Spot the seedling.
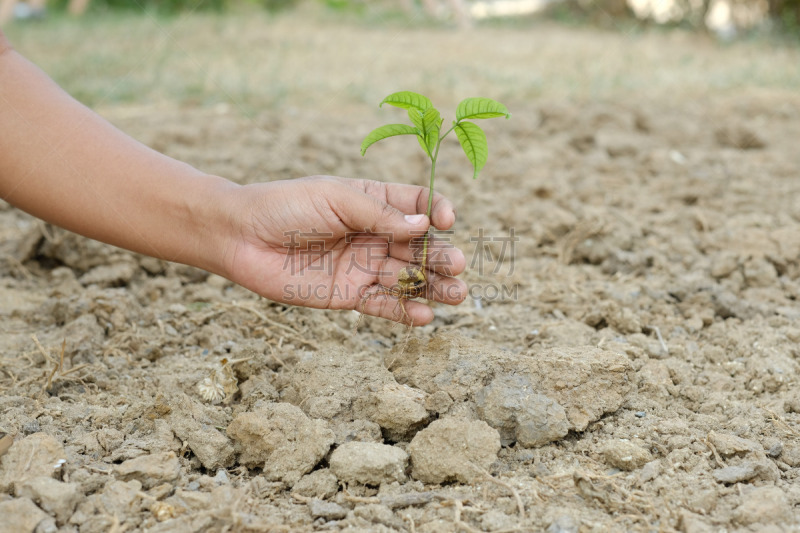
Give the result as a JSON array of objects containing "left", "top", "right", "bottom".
[{"left": 359, "top": 90, "right": 510, "bottom": 323}]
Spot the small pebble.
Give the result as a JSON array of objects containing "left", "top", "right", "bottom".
[
  {"left": 531, "top": 463, "right": 551, "bottom": 477},
  {"left": 547, "top": 515, "right": 579, "bottom": 533},
  {"left": 329, "top": 441, "right": 408, "bottom": 485},
  {"left": 22, "top": 421, "right": 41, "bottom": 434},
  {"left": 602, "top": 439, "right": 652, "bottom": 471},
  {"left": 308, "top": 499, "right": 347, "bottom": 520},
  {"left": 214, "top": 469, "right": 230, "bottom": 485},
  {"left": 712, "top": 461, "right": 776, "bottom": 484},
  {"left": 767, "top": 442, "right": 783, "bottom": 458},
  {"left": 635, "top": 411, "right": 647, "bottom": 418}
]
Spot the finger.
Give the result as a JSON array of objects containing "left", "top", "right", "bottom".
[
  {"left": 337, "top": 178, "right": 457, "bottom": 231},
  {"left": 383, "top": 182, "right": 457, "bottom": 231},
  {"left": 327, "top": 183, "right": 430, "bottom": 241},
  {"left": 359, "top": 294, "right": 435, "bottom": 326},
  {"left": 422, "top": 189, "right": 456, "bottom": 231},
  {"left": 422, "top": 270, "right": 468, "bottom": 305},
  {"left": 388, "top": 236, "right": 466, "bottom": 277}
]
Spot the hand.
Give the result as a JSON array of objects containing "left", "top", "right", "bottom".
[
  {"left": 217, "top": 175, "right": 467, "bottom": 325},
  {"left": 0, "top": 40, "right": 464, "bottom": 327}
]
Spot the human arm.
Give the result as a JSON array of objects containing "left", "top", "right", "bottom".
[
  {"left": 0, "top": 32, "right": 466, "bottom": 325},
  {"left": 0, "top": 31, "right": 235, "bottom": 274}
]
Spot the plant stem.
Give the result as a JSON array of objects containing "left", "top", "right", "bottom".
[
  {"left": 421, "top": 154, "right": 437, "bottom": 271},
  {"left": 420, "top": 124, "right": 456, "bottom": 272}
]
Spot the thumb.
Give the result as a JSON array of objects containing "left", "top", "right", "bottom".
[{"left": 331, "top": 186, "right": 429, "bottom": 239}]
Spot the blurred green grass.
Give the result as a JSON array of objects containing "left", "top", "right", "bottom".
[{"left": 6, "top": 8, "right": 800, "bottom": 113}]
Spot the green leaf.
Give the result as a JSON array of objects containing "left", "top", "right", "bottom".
[
  {"left": 456, "top": 97, "right": 511, "bottom": 121},
  {"left": 409, "top": 108, "right": 441, "bottom": 157},
  {"left": 360, "top": 124, "right": 418, "bottom": 156},
  {"left": 407, "top": 109, "right": 423, "bottom": 130},
  {"left": 416, "top": 135, "right": 431, "bottom": 158},
  {"left": 380, "top": 91, "right": 433, "bottom": 113},
  {"left": 426, "top": 117, "right": 442, "bottom": 156},
  {"left": 420, "top": 108, "right": 441, "bottom": 135},
  {"left": 454, "top": 121, "right": 488, "bottom": 179}
]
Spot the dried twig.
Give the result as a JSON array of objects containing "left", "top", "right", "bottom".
[
  {"left": 31, "top": 335, "right": 58, "bottom": 393},
  {"left": 0, "top": 367, "right": 18, "bottom": 386},
  {"left": 59, "top": 363, "right": 90, "bottom": 378},
  {"left": 470, "top": 463, "right": 526, "bottom": 520},
  {"left": 763, "top": 407, "right": 800, "bottom": 437},
  {"left": 265, "top": 342, "right": 284, "bottom": 368},
  {"left": 444, "top": 499, "right": 523, "bottom": 533},
  {"left": 403, "top": 514, "right": 416, "bottom": 533},
  {"left": 85, "top": 465, "right": 113, "bottom": 475},
  {"left": 558, "top": 218, "right": 605, "bottom": 265},
  {"left": 573, "top": 471, "right": 613, "bottom": 508},
  {"left": 650, "top": 326, "right": 669, "bottom": 356},
  {"left": 107, "top": 514, "right": 122, "bottom": 533},
  {"left": 342, "top": 488, "right": 452, "bottom": 510},
  {"left": 31, "top": 336, "right": 90, "bottom": 395},
  {"left": 31, "top": 335, "right": 53, "bottom": 362},
  {"left": 381, "top": 492, "right": 447, "bottom": 509},
  {"left": 452, "top": 500, "right": 480, "bottom": 533},
  {"left": 290, "top": 493, "right": 311, "bottom": 503},
  {"left": 36, "top": 220, "right": 57, "bottom": 244},
  {"left": 703, "top": 437, "right": 725, "bottom": 468},
  {"left": 572, "top": 470, "right": 661, "bottom": 527},
  {"left": 222, "top": 302, "right": 319, "bottom": 350}
]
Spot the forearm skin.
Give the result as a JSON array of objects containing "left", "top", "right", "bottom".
[{"left": 0, "top": 37, "right": 237, "bottom": 277}]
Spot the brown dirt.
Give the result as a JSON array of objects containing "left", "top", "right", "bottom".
[{"left": 2, "top": 12, "right": 800, "bottom": 533}]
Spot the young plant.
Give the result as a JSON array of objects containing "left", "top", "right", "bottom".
[{"left": 360, "top": 90, "right": 510, "bottom": 322}]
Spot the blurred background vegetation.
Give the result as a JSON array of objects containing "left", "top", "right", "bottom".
[
  {"left": 3, "top": 0, "right": 798, "bottom": 112},
  {"left": 5, "top": 0, "right": 800, "bottom": 38}
]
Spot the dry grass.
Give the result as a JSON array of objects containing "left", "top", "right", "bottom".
[{"left": 5, "top": 7, "right": 800, "bottom": 115}]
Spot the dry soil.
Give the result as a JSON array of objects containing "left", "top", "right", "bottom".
[{"left": 1, "top": 11, "right": 800, "bottom": 533}]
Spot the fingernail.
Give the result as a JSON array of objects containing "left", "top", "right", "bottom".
[{"left": 404, "top": 214, "right": 425, "bottom": 224}]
